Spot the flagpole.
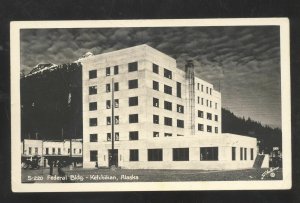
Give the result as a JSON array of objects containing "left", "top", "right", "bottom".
[{"left": 111, "top": 78, "right": 115, "bottom": 168}]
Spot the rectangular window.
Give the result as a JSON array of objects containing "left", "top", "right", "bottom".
[
  {"left": 197, "top": 83, "right": 200, "bottom": 90},
  {"left": 106, "top": 67, "right": 110, "bottom": 76},
  {"left": 164, "top": 85, "right": 172, "bottom": 95},
  {"left": 164, "top": 133, "right": 172, "bottom": 137},
  {"left": 206, "top": 100, "right": 209, "bottom": 107},
  {"left": 114, "top": 82, "right": 119, "bottom": 91},
  {"left": 240, "top": 147, "right": 243, "bottom": 160},
  {"left": 89, "top": 70, "right": 97, "bottom": 79},
  {"left": 215, "top": 103, "right": 218, "bottom": 109},
  {"left": 106, "top": 84, "right": 110, "bottom": 92},
  {"left": 177, "top": 104, "right": 184, "bottom": 113},
  {"left": 210, "top": 101, "right": 212, "bottom": 108},
  {"left": 107, "top": 133, "right": 111, "bottom": 141},
  {"left": 52, "top": 148, "right": 55, "bottom": 154},
  {"left": 173, "top": 148, "right": 189, "bottom": 161},
  {"left": 153, "top": 81, "right": 159, "bottom": 91},
  {"left": 198, "top": 110, "right": 204, "bottom": 118},
  {"left": 58, "top": 148, "right": 61, "bottom": 155},
  {"left": 176, "top": 82, "right": 181, "bottom": 98},
  {"left": 207, "top": 125, "right": 212, "bottom": 132},
  {"left": 251, "top": 148, "right": 254, "bottom": 160},
  {"left": 28, "top": 147, "right": 32, "bottom": 155},
  {"left": 215, "top": 127, "right": 218, "bottom": 133},
  {"left": 198, "top": 124, "right": 204, "bottom": 131},
  {"left": 153, "top": 115, "right": 159, "bottom": 124},
  {"left": 129, "top": 114, "right": 138, "bottom": 123},
  {"left": 129, "top": 79, "right": 138, "bottom": 89},
  {"left": 210, "top": 88, "right": 212, "bottom": 95},
  {"left": 148, "top": 149, "right": 163, "bottom": 161},
  {"left": 106, "top": 100, "right": 111, "bottom": 109},
  {"left": 130, "top": 149, "right": 139, "bottom": 161},
  {"left": 68, "top": 148, "right": 70, "bottom": 154},
  {"left": 215, "top": 115, "right": 218, "bottom": 121},
  {"left": 164, "top": 68, "right": 172, "bottom": 79},
  {"left": 128, "top": 62, "right": 138, "bottom": 72},
  {"left": 106, "top": 117, "right": 111, "bottom": 125},
  {"left": 114, "top": 99, "right": 119, "bottom": 108},
  {"left": 129, "top": 131, "right": 139, "bottom": 140},
  {"left": 201, "top": 98, "right": 204, "bottom": 105},
  {"left": 207, "top": 113, "right": 212, "bottom": 120},
  {"left": 89, "top": 86, "right": 97, "bottom": 95},
  {"left": 129, "top": 96, "right": 138, "bottom": 106},
  {"left": 153, "top": 131, "right": 159, "bottom": 137},
  {"left": 90, "top": 150, "right": 97, "bottom": 162},
  {"left": 115, "top": 116, "right": 119, "bottom": 125},
  {"left": 73, "top": 148, "right": 76, "bottom": 154},
  {"left": 90, "top": 134, "right": 98, "bottom": 142},
  {"left": 197, "top": 96, "right": 200, "bottom": 104},
  {"left": 114, "top": 65, "right": 119, "bottom": 75},
  {"left": 177, "top": 119, "right": 184, "bottom": 128},
  {"left": 201, "top": 84, "right": 204, "bottom": 92},
  {"left": 115, "top": 132, "right": 119, "bottom": 141},
  {"left": 164, "top": 101, "right": 172, "bottom": 111},
  {"left": 232, "top": 147, "right": 236, "bottom": 161},
  {"left": 89, "top": 118, "right": 97, "bottom": 126},
  {"left": 153, "top": 64, "right": 159, "bottom": 74},
  {"left": 244, "top": 148, "right": 247, "bottom": 160},
  {"left": 35, "top": 147, "right": 38, "bottom": 154},
  {"left": 153, "top": 97, "right": 159, "bottom": 107},
  {"left": 164, "top": 117, "right": 172, "bottom": 126},
  {"left": 206, "top": 87, "right": 209, "bottom": 94},
  {"left": 89, "top": 102, "right": 97, "bottom": 111},
  {"left": 200, "top": 147, "right": 218, "bottom": 161},
  {"left": 46, "top": 148, "right": 49, "bottom": 155}
]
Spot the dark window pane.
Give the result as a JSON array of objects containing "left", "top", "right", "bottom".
[
  {"left": 153, "top": 98, "right": 159, "bottom": 107},
  {"left": 89, "top": 118, "right": 97, "bottom": 126},
  {"left": 153, "top": 64, "right": 159, "bottom": 74},
  {"left": 106, "top": 100, "right": 111, "bottom": 109},
  {"left": 153, "top": 81, "right": 159, "bottom": 91},
  {"left": 129, "top": 131, "right": 139, "bottom": 140},
  {"left": 200, "top": 147, "right": 218, "bottom": 161},
  {"left": 106, "top": 84, "right": 110, "bottom": 92},
  {"left": 207, "top": 113, "right": 212, "bottom": 120},
  {"left": 114, "top": 65, "right": 119, "bottom": 75},
  {"left": 164, "top": 101, "right": 172, "bottom": 111},
  {"left": 198, "top": 110, "right": 203, "bottom": 118},
  {"left": 129, "top": 114, "right": 138, "bottom": 123},
  {"left": 164, "top": 85, "right": 172, "bottom": 95},
  {"left": 114, "top": 82, "right": 119, "bottom": 91},
  {"left": 164, "top": 117, "right": 172, "bottom": 126},
  {"left": 153, "top": 115, "right": 159, "bottom": 124},
  {"left": 176, "top": 82, "right": 181, "bottom": 98},
  {"left": 106, "top": 67, "right": 110, "bottom": 76},
  {"left": 198, "top": 124, "right": 204, "bottom": 131},
  {"left": 232, "top": 147, "right": 236, "bottom": 161},
  {"left": 128, "top": 62, "right": 138, "bottom": 72},
  {"left": 164, "top": 68, "right": 172, "bottom": 79},
  {"left": 89, "top": 86, "right": 97, "bottom": 95},
  {"left": 129, "top": 79, "right": 138, "bottom": 89},
  {"left": 177, "top": 104, "right": 184, "bottom": 113},
  {"left": 207, "top": 125, "right": 212, "bottom": 132},
  {"left": 129, "top": 96, "right": 138, "bottom": 106},
  {"left": 148, "top": 149, "right": 163, "bottom": 161},
  {"left": 90, "top": 134, "right": 98, "bottom": 142},
  {"left": 90, "top": 150, "right": 97, "bottom": 161},
  {"left": 89, "top": 102, "right": 97, "bottom": 111},
  {"left": 173, "top": 148, "right": 189, "bottom": 161},
  {"left": 89, "top": 70, "right": 97, "bottom": 79},
  {"left": 153, "top": 131, "right": 159, "bottom": 137},
  {"left": 130, "top": 149, "right": 139, "bottom": 161},
  {"left": 177, "top": 119, "right": 184, "bottom": 128},
  {"left": 164, "top": 133, "right": 172, "bottom": 137},
  {"left": 106, "top": 117, "right": 111, "bottom": 125}
]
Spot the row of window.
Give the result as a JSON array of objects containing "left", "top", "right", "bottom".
[
  {"left": 197, "top": 97, "right": 218, "bottom": 109},
  {"left": 27, "top": 147, "right": 81, "bottom": 155},
  {"left": 90, "top": 147, "right": 254, "bottom": 162},
  {"left": 90, "top": 130, "right": 187, "bottom": 142},
  {"left": 89, "top": 79, "right": 138, "bottom": 95},
  {"left": 197, "top": 110, "right": 218, "bottom": 121},
  {"left": 197, "top": 83, "right": 212, "bottom": 95},
  {"left": 153, "top": 80, "right": 181, "bottom": 98},
  {"left": 197, "top": 124, "right": 218, "bottom": 133},
  {"left": 89, "top": 62, "right": 138, "bottom": 79},
  {"left": 88, "top": 97, "right": 184, "bottom": 114}
]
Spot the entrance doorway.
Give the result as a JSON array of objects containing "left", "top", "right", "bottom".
[{"left": 108, "top": 149, "right": 118, "bottom": 167}]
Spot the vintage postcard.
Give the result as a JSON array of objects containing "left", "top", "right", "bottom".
[{"left": 11, "top": 18, "right": 291, "bottom": 192}]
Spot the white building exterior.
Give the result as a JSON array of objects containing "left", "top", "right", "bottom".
[{"left": 81, "top": 44, "right": 257, "bottom": 170}]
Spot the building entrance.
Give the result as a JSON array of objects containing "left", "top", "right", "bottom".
[{"left": 108, "top": 149, "right": 118, "bottom": 167}]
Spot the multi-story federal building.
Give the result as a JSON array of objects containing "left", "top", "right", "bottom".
[{"left": 80, "top": 44, "right": 258, "bottom": 170}]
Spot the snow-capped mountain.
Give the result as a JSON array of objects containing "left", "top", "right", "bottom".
[{"left": 28, "top": 63, "right": 58, "bottom": 76}]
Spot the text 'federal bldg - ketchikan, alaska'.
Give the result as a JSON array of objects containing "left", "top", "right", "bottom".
[{"left": 79, "top": 44, "right": 258, "bottom": 170}]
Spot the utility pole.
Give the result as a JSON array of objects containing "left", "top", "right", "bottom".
[{"left": 111, "top": 78, "right": 115, "bottom": 168}]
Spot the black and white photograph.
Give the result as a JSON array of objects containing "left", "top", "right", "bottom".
[{"left": 10, "top": 19, "right": 291, "bottom": 192}]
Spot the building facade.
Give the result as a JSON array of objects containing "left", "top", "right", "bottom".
[{"left": 81, "top": 44, "right": 257, "bottom": 170}]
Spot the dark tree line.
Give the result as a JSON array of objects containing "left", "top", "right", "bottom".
[
  {"left": 21, "top": 63, "right": 82, "bottom": 141},
  {"left": 222, "top": 108, "right": 282, "bottom": 153}
]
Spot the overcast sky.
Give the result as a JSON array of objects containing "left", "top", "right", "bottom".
[{"left": 20, "top": 26, "right": 281, "bottom": 128}]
